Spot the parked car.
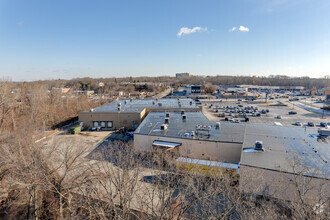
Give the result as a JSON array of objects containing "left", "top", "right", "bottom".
[
  {"left": 295, "top": 121, "right": 302, "bottom": 126},
  {"left": 276, "top": 115, "right": 281, "bottom": 119},
  {"left": 320, "top": 122, "right": 327, "bottom": 127},
  {"left": 289, "top": 111, "right": 297, "bottom": 115},
  {"left": 307, "top": 122, "right": 314, "bottom": 127}
]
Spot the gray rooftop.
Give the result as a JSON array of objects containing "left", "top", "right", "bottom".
[
  {"left": 135, "top": 112, "right": 329, "bottom": 179},
  {"left": 134, "top": 111, "right": 245, "bottom": 143},
  {"left": 84, "top": 98, "right": 198, "bottom": 113},
  {"left": 241, "top": 124, "right": 329, "bottom": 179}
]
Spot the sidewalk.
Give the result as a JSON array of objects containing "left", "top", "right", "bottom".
[{"left": 293, "top": 102, "right": 330, "bottom": 116}]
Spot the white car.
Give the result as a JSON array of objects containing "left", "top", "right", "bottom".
[
  {"left": 295, "top": 122, "right": 302, "bottom": 126},
  {"left": 276, "top": 115, "right": 281, "bottom": 119}
]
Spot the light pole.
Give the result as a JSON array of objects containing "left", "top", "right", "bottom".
[{"left": 321, "top": 102, "right": 325, "bottom": 119}]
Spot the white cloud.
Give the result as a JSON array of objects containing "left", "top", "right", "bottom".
[
  {"left": 177, "top": 26, "right": 207, "bottom": 37},
  {"left": 230, "top": 25, "right": 250, "bottom": 32},
  {"left": 229, "top": 27, "right": 237, "bottom": 32},
  {"left": 17, "top": 21, "right": 24, "bottom": 25},
  {"left": 238, "top": 25, "right": 249, "bottom": 32}
]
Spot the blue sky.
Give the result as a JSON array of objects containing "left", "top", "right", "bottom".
[{"left": 0, "top": 0, "right": 330, "bottom": 81}]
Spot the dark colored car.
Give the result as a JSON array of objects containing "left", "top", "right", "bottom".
[
  {"left": 307, "top": 122, "right": 314, "bottom": 127},
  {"left": 320, "top": 122, "right": 326, "bottom": 127},
  {"left": 289, "top": 111, "right": 297, "bottom": 115}
]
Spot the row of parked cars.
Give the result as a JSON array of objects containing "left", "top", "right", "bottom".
[
  {"left": 209, "top": 104, "right": 271, "bottom": 123},
  {"left": 293, "top": 121, "right": 330, "bottom": 127}
]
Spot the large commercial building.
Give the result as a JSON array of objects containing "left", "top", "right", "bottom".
[
  {"left": 78, "top": 98, "right": 200, "bottom": 130},
  {"left": 134, "top": 110, "right": 329, "bottom": 204},
  {"left": 134, "top": 111, "right": 244, "bottom": 163}
]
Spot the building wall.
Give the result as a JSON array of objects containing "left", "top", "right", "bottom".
[
  {"left": 79, "top": 111, "right": 143, "bottom": 130},
  {"left": 134, "top": 134, "right": 242, "bottom": 163},
  {"left": 239, "top": 165, "right": 330, "bottom": 205}
]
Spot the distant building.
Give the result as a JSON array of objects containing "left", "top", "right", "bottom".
[
  {"left": 176, "top": 72, "right": 195, "bottom": 77},
  {"left": 218, "top": 85, "right": 247, "bottom": 94},
  {"left": 324, "top": 87, "right": 330, "bottom": 96},
  {"left": 325, "top": 94, "right": 330, "bottom": 103},
  {"left": 75, "top": 90, "right": 94, "bottom": 96},
  {"left": 51, "top": 88, "right": 71, "bottom": 94},
  {"left": 183, "top": 85, "right": 205, "bottom": 95}
]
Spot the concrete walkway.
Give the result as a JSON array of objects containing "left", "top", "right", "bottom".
[{"left": 292, "top": 102, "right": 330, "bottom": 116}]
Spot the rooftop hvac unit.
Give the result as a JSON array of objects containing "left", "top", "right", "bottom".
[
  {"left": 124, "top": 100, "right": 128, "bottom": 104},
  {"left": 117, "top": 106, "right": 121, "bottom": 111},
  {"left": 216, "top": 122, "right": 220, "bottom": 129},
  {"left": 158, "top": 103, "right": 162, "bottom": 107},
  {"left": 160, "top": 124, "right": 168, "bottom": 130},
  {"left": 165, "top": 113, "right": 170, "bottom": 118},
  {"left": 129, "top": 98, "right": 133, "bottom": 102},
  {"left": 181, "top": 110, "right": 185, "bottom": 115},
  {"left": 254, "top": 141, "right": 264, "bottom": 151},
  {"left": 152, "top": 101, "right": 156, "bottom": 105},
  {"left": 165, "top": 117, "right": 169, "bottom": 124},
  {"left": 190, "top": 101, "right": 193, "bottom": 105},
  {"left": 90, "top": 108, "right": 95, "bottom": 112},
  {"left": 182, "top": 115, "right": 187, "bottom": 121},
  {"left": 118, "top": 103, "right": 122, "bottom": 107}
]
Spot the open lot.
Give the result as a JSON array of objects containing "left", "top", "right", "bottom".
[{"left": 201, "top": 98, "right": 329, "bottom": 128}]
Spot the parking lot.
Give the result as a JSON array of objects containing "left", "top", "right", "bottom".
[{"left": 201, "top": 99, "right": 329, "bottom": 128}]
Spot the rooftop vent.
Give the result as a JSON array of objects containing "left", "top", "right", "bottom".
[
  {"left": 254, "top": 141, "right": 264, "bottom": 151},
  {"left": 165, "top": 112, "right": 170, "bottom": 118},
  {"left": 117, "top": 106, "right": 121, "bottom": 111},
  {"left": 165, "top": 117, "right": 169, "bottom": 124},
  {"left": 216, "top": 122, "right": 220, "bottom": 129},
  {"left": 129, "top": 98, "right": 133, "bottom": 102},
  {"left": 190, "top": 101, "right": 193, "bottom": 105},
  {"left": 160, "top": 124, "right": 168, "bottom": 130},
  {"left": 118, "top": 103, "right": 122, "bottom": 107},
  {"left": 152, "top": 101, "right": 156, "bottom": 105},
  {"left": 182, "top": 114, "right": 187, "bottom": 121},
  {"left": 124, "top": 100, "right": 128, "bottom": 104},
  {"left": 158, "top": 103, "right": 162, "bottom": 107}
]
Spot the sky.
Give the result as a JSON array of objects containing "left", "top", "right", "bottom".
[{"left": 0, "top": 0, "right": 330, "bottom": 81}]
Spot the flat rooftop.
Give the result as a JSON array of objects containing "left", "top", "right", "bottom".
[
  {"left": 134, "top": 111, "right": 245, "bottom": 143},
  {"left": 241, "top": 124, "right": 329, "bottom": 179},
  {"left": 135, "top": 111, "right": 329, "bottom": 179},
  {"left": 83, "top": 98, "right": 198, "bottom": 113}
]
